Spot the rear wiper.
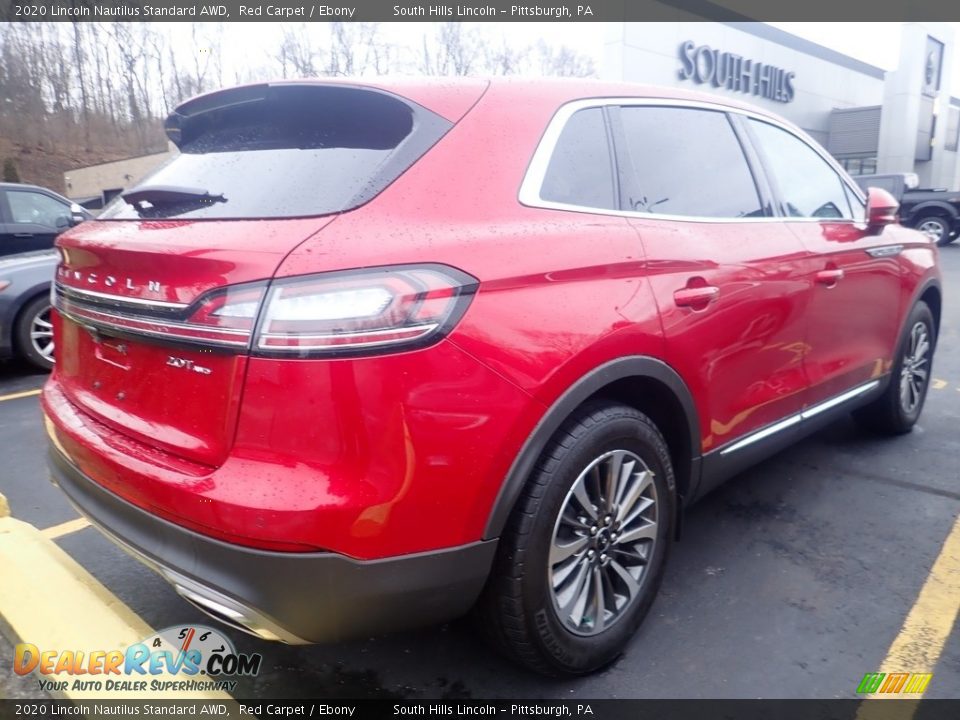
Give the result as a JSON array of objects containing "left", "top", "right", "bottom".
[{"left": 122, "top": 185, "right": 226, "bottom": 206}]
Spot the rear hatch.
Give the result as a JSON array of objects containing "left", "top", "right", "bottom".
[{"left": 53, "top": 82, "right": 460, "bottom": 467}]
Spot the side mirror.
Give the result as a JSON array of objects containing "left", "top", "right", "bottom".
[
  {"left": 865, "top": 187, "right": 899, "bottom": 235},
  {"left": 55, "top": 215, "right": 70, "bottom": 229},
  {"left": 68, "top": 203, "right": 87, "bottom": 227}
]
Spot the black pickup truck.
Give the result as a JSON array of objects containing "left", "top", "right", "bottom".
[{"left": 854, "top": 173, "right": 959, "bottom": 246}]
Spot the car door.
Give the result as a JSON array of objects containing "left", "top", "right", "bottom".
[
  {"left": 0, "top": 189, "right": 13, "bottom": 251},
  {"left": 2, "top": 188, "right": 71, "bottom": 257},
  {"left": 614, "top": 103, "right": 813, "bottom": 491},
  {"left": 743, "top": 118, "right": 902, "bottom": 410}
]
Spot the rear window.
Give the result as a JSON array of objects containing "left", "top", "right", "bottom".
[{"left": 100, "top": 85, "right": 451, "bottom": 221}]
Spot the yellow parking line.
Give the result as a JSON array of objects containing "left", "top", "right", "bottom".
[
  {"left": 0, "top": 388, "right": 42, "bottom": 403},
  {"left": 866, "top": 514, "right": 960, "bottom": 702},
  {"left": 930, "top": 379, "right": 947, "bottom": 390},
  {"left": 40, "top": 517, "right": 91, "bottom": 540}
]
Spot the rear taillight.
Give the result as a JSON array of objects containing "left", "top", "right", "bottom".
[
  {"left": 54, "top": 264, "right": 477, "bottom": 357},
  {"left": 253, "top": 265, "right": 477, "bottom": 357},
  {"left": 55, "top": 281, "right": 268, "bottom": 351},
  {"left": 185, "top": 284, "right": 267, "bottom": 337}
]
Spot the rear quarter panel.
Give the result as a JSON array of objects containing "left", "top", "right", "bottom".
[{"left": 267, "top": 83, "right": 669, "bottom": 553}]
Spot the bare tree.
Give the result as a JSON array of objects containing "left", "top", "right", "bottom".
[
  {"left": 71, "top": 20, "right": 91, "bottom": 148},
  {"left": 0, "top": 22, "right": 601, "bottom": 192},
  {"left": 276, "top": 24, "right": 320, "bottom": 78},
  {"left": 483, "top": 37, "right": 528, "bottom": 76},
  {"left": 327, "top": 22, "right": 383, "bottom": 76},
  {"left": 420, "top": 23, "right": 481, "bottom": 76},
  {"left": 536, "top": 40, "right": 597, "bottom": 78}
]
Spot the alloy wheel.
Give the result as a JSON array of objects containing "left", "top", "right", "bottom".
[
  {"left": 549, "top": 449, "right": 658, "bottom": 636},
  {"left": 899, "top": 321, "right": 930, "bottom": 414},
  {"left": 917, "top": 218, "right": 946, "bottom": 243},
  {"left": 30, "top": 304, "right": 55, "bottom": 364}
]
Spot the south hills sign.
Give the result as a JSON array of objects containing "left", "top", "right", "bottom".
[{"left": 678, "top": 41, "right": 797, "bottom": 104}]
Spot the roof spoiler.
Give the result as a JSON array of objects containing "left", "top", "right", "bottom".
[{"left": 164, "top": 82, "right": 414, "bottom": 149}]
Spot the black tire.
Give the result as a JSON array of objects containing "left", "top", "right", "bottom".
[
  {"left": 913, "top": 215, "right": 951, "bottom": 246},
  {"left": 854, "top": 301, "right": 936, "bottom": 435},
  {"left": 14, "top": 295, "right": 55, "bottom": 371},
  {"left": 476, "top": 402, "right": 675, "bottom": 676}
]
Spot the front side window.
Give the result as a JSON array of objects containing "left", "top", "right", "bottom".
[
  {"left": 748, "top": 120, "right": 853, "bottom": 220},
  {"left": 843, "top": 184, "right": 867, "bottom": 223},
  {"left": 618, "top": 106, "right": 764, "bottom": 219},
  {"left": 539, "top": 108, "right": 617, "bottom": 211},
  {"left": 8, "top": 191, "right": 69, "bottom": 228}
]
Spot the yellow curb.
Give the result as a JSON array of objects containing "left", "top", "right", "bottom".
[
  {"left": 0, "top": 508, "right": 232, "bottom": 701},
  {"left": 0, "top": 388, "right": 42, "bottom": 403}
]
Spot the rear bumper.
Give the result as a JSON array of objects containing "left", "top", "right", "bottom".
[{"left": 48, "top": 445, "right": 497, "bottom": 644}]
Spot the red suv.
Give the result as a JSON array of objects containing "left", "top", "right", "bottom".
[{"left": 43, "top": 79, "right": 941, "bottom": 676}]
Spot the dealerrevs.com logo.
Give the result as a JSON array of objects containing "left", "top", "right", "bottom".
[{"left": 14, "top": 625, "right": 262, "bottom": 694}]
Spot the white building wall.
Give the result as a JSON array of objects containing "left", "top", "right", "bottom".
[
  {"left": 603, "top": 23, "right": 886, "bottom": 145},
  {"left": 63, "top": 142, "right": 177, "bottom": 202},
  {"left": 877, "top": 23, "right": 958, "bottom": 188},
  {"left": 604, "top": 21, "right": 960, "bottom": 190}
]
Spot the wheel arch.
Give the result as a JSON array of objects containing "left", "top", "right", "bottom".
[
  {"left": 483, "top": 356, "right": 701, "bottom": 540},
  {"left": 917, "top": 281, "right": 942, "bottom": 337},
  {"left": 909, "top": 202, "right": 958, "bottom": 221},
  {"left": 11, "top": 284, "right": 52, "bottom": 354}
]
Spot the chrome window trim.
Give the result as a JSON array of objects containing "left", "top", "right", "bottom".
[
  {"left": 55, "top": 282, "right": 190, "bottom": 310},
  {"left": 718, "top": 379, "right": 881, "bottom": 456},
  {"left": 518, "top": 96, "right": 868, "bottom": 222}
]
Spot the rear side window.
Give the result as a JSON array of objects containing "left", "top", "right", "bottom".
[
  {"left": 539, "top": 108, "right": 617, "bottom": 210},
  {"left": 100, "top": 85, "right": 452, "bottom": 220},
  {"left": 618, "top": 107, "right": 763, "bottom": 219},
  {"left": 748, "top": 119, "right": 853, "bottom": 220}
]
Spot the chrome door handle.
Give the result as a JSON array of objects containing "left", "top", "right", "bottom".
[
  {"left": 815, "top": 269, "right": 844, "bottom": 286},
  {"left": 674, "top": 285, "right": 720, "bottom": 308}
]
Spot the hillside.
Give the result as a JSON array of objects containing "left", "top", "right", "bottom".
[{"left": 0, "top": 132, "right": 165, "bottom": 197}]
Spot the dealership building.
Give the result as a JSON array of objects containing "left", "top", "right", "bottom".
[
  {"left": 603, "top": 22, "right": 960, "bottom": 189},
  {"left": 66, "top": 22, "right": 960, "bottom": 204}
]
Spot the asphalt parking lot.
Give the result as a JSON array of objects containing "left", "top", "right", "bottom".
[{"left": 1, "top": 247, "right": 958, "bottom": 701}]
